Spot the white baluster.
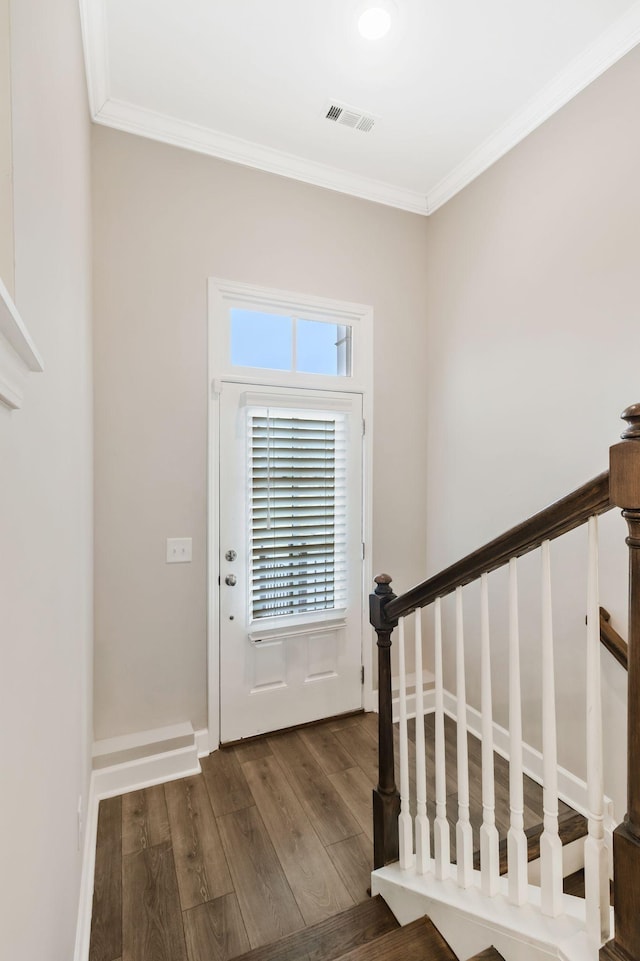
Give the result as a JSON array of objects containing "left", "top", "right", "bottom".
[
  {"left": 507, "top": 557, "right": 528, "bottom": 906},
  {"left": 584, "top": 516, "right": 610, "bottom": 943},
  {"left": 480, "top": 572, "right": 500, "bottom": 896},
  {"left": 434, "top": 597, "right": 450, "bottom": 879},
  {"left": 414, "top": 608, "right": 430, "bottom": 873},
  {"left": 540, "top": 539, "right": 563, "bottom": 917},
  {"left": 455, "top": 586, "right": 473, "bottom": 887},
  {"left": 397, "top": 617, "right": 414, "bottom": 870}
]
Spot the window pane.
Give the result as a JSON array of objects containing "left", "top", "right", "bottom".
[
  {"left": 296, "top": 319, "right": 351, "bottom": 376},
  {"left": 231, "top": 309, "right": 292, "bottom": 370},
  {"left": 249, "top": 410, "right": 347, "bottom": 619}
]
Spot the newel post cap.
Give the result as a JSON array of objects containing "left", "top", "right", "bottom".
[
  {"left": 610, "top": 404, "right": 640, "bottom": 509},
  {"left": 370, "top": 573, "right": 398, "bottom": 632}
]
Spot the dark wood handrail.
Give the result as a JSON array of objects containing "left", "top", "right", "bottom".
[
  {"left": 600, "top": 607, "right": 628, "bottom": 670},
  {"left": 369, "top": 403, "right": 640, "bottom": 961},
  {"left": 385, "top": 471, "right": 611, "bottom": 622}
]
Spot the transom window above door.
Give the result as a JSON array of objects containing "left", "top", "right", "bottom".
[
  {"left": 209, "top": 279, "right": 372, "bottom": 393},
  {"left": 231, "top": 310, "right": 352, "bottom": 377}
]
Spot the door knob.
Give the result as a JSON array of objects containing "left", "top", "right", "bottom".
[{"left": 225, "top": 574, "right": 237, "bottom": 587}]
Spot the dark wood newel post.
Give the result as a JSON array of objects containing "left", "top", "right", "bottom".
[
  {"left": 602, "top": 403, "right": 640, "bottom": 961},
  {"left": 370, "top": 573, "right": 401, "bottom": 869}
]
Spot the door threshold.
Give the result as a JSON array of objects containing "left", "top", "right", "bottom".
[{"left": 220, "top": 708, "right": 366, "bottom": 748}]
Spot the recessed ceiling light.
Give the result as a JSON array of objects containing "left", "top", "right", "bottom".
[{"left": 358, "top": 6, "right": 392, "bottom": 40}]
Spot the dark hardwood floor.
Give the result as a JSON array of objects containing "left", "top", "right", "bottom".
[{"left": 89, "top": 711, "right": 575, "bottom": 961}]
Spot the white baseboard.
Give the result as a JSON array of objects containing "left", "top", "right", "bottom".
[
  {"left": 195, "top": 727, "right": 211, "bottom": 757},
  {"left": 92, "top": 744, "right": 200, "bottom": 800},
  {"left": 74, "top": 732, "right": 203, "bottom": 961},
  {"left": 73, "top": 775, "right": 99, "bottom": 961},
  {"left": 92, "top": 721, "right": 196, "bottom": 768}
]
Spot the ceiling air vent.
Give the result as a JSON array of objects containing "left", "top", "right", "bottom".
[{"left": 324, "top": 101, "right": 377, "bottom": 133}]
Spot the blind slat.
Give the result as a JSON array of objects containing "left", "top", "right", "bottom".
[{"left": 249, "top": 409, "right": 347, "bottom": 620}]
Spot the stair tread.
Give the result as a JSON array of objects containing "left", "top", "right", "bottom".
[
  {"left": 231, "top": 896, "right": 399, "bottom": 961},
  {"left": 472, "top": 808, "right": 588, "bottom": 875},
  {"left": 563, "top": 868, "right": 614, "bottom": 905},
  {"left": 336, "top": 916, "right": 457, "bottom": 961},
  {"left": 468, "top": 948, "right": 506, "bottom": 961}
]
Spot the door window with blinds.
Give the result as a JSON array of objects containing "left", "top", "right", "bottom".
[{"left": 248, "top": 406, "right": 348, "bottom": 623}]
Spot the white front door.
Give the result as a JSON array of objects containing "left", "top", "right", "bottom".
[{"left": 218, "top": 382, "right": 364, "bottom": 743}]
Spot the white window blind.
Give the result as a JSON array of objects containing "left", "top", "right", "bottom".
[{"left": 249, "top": 409, "right": 348, "bottom": 620}]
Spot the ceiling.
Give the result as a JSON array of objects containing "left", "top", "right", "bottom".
[{"left": 80, "top": 0, "right": 640, "bottom": 214}]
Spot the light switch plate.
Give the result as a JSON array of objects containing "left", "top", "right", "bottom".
[{"left": 166, "top": 537, "right": 192, "bottom": 563}]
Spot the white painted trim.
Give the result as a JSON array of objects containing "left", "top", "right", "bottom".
[
  {"left": 91, "top": 744, "right": 200, "bottom": 800},
  {"left": 194, "top": 727, "right": 211, "bottom": 757},
  {"left": 440, "top": 690, "right": 615, "bottom": 830},
  {"left": 73, "top": 775, "right": 99, "bottom": 961},
  {"left": 0, "top": 277, "right": 43, "bottom": 410},
  {"left": 74, "top": 740, "right": 201, "bottom": 961},
  {"left": 372, "top": 863, "right": 613, "bottom": 961},
  {"left": 82, "top": 0, "right": 640, "bottom": 218},
  {"left": 207, "top": 279, "right": 374, "bottom": 751},
  {"left": 426, "top": 1, "right": 640, "bottom": 213},
  {"left": 78, "top": 0, "right": 110, "bottom": 114},
  {"left": 93, "top": 97, "right": 428, "bottom": 215},
  {"left": 92, "top": 721, "right": 194, "bottom": 758},
  {"left": 81, "top": 0, "right": 640, "bottom": 216},
  {"left": 385, "top": 679, "right": 615, "bottom": 833}
]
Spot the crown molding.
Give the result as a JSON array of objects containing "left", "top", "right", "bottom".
[
  {"left": 81, "top": 0, "right": 640, "bottom": 217},
  {"left": 426, "top": 0, "right": 640, "bottom": 214},
  {"left": 94, "top": 98, "right": 429, "bottom": 215}
]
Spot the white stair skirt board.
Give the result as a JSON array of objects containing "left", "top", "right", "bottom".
[
  {"left": 390, "top": 669, "right": 436, "bottom": 722},
  {"left": 372, "top": 864, "right": 614, "bottom": 961},
  {"left": 386, "top": 686, "right": 615, "bottom": 833}
]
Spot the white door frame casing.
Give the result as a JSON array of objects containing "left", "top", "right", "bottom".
[{"left": 207, "top": 278, "right": 374, "bottom": 752}]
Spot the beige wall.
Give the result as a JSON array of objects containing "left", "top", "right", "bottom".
[
  {"left": 0, "top": 0, "right": 93, "bottom": 958},
  {"left": 424, "top": 45, "right": 640, "bottom": 817},
  {"left": 92, "top": 127, "right": 430, "bottom": 740},
  {"left": 0, "top": 0, "right": 14, "bottom": 294}
]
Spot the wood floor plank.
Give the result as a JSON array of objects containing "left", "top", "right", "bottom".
[
  {"left": 217, "top": 805, "right": 304, "bottom": 948},
  {"left": 233, "top": 739, "right": 273, "bottom": 763},
  {"left": 122, "top": 841, "right": 187, "bottom": 961},
  {"left": 325, "top": 834, "right": 373, "bottom": 904},
  {"left": 333, "top": 723, "right": 378, "bottom": 783},
  {"left": 201, "top": 748, "right": 254, "bottom": 817},
  {"left": 122, "top": 784, "right": 170, "bottom": 855},
  {"left": 266, "top": 730, "right": 310, "bottom": 767},
  {"left": 328, "top": 766, "right": 375, "bottom": 841},
  {"left": 242, "top": 756, "right": 354, "bottom": 925},
  {"left": 326, "top": 713, "right": 366, "bottom": 733},
  {"left": 183, "top": 893, "right": 250, "bottom": 961},
  {"left": 90, "top": 796, "right": 122, "bottom": 961},
  {"left": 164, "top": 775, "right": 233, "bottom": 910},
  {"left": 299, "top": 725, "right": 359, "bottom": 775},
  {"left": 231, "top": 896, "right": 399, "bottom": 961},
  {"left": 267, "top": 732, "right": 362, "bottom": 846},
  {"left": 358, "top": 712, "right": 380, "bottom": 741}
]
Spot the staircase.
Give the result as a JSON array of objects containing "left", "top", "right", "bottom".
[
  {"left": 368, "top": 403, "right": 640, "bottom": 961},
  {"left": 231, "top": 895, "right": 504, "bottom": 961}
]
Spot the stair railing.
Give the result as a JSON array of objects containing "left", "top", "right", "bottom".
[{"left": 371, "top": 403, "right": 640, "bottom": 954}]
